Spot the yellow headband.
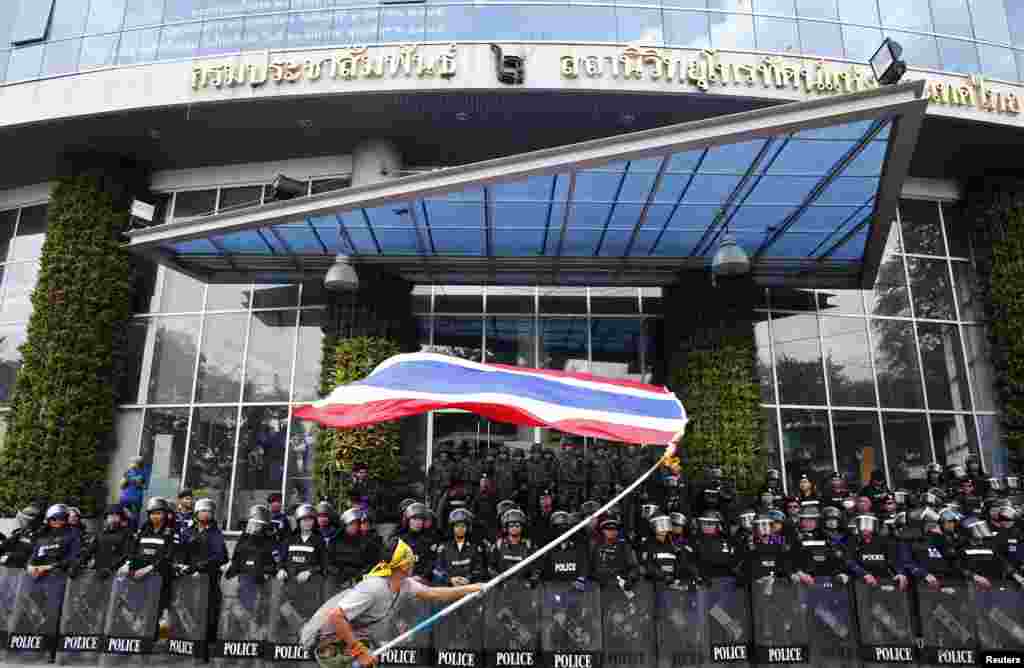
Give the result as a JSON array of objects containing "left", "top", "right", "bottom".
[{"left": 365, "top": 539, "right": 416, "bottom": 579}]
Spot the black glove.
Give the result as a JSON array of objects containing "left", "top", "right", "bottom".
[
  {"left": 621, "top": 577, "right": 634, "bottom": 591},
  {"left": 97, "top": 568, "right": 113, "bottom": 580}
]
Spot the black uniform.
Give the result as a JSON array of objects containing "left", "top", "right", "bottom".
[
  {"left": 693, "top": 535, "right": 740, "bottom": 580},
  {"left": 325, "top": 531, "right": 374, "bottom": 585},
  {"left": 433, "top": 538, "right": 488, "bottom": 584},
  {"left": 282, "top": 530, "right": 327, "bottom": 578},
  {"left": 393, "top": 529, "right": 436, "bottom": 580},
  {"left": 958, "top": 540, "right": 1014, "bottom": 582},
  {"left": 739, "top": 540, "right": 792, "bottom": 583},
  {"left": 28, "top": 526, "right": 80, "bottom": 572},
  {"left": 490, "top": 538, "right": 539, "bottom": 584},
  {"left": 78, "top": 525, "right": 133, "bottom": 576},
  {"left": 128, "top": 523, "right": 178, "bottom": 578},
  {"left": 589, "top": 539, "right": 642, "bottom": 586},
  {"left": 847, "top": 535, "right": 904, "bottom": 580},
  {"left": 641, "top": 536, "right": 699, "bottom": 583},
  {"left": 791, "top": 530, "right": 847, "bottom": 577},
  {"left": 225, "top": 533, "right": 279, "bottom": 582},
  {"left": 540, "top": 539, "right": 590, "bottom": 582},
  {"left": 0, "top": 529, "right": 39, "bottom": 568},
  {"left": 906, "top": 534, "right": 961, "bottom": 582}
]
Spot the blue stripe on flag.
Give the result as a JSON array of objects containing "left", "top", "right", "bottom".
[{"left": 360, "top": 360, "right": 681, "bottom": 420}]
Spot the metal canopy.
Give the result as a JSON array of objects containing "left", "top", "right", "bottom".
[{"left": 126, "top": 81, "right": 927, "bottom": 289}]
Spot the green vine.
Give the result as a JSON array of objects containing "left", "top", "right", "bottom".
[
  {"left": 314, "top": 336, "right": 403, "bottom": 507},
  {"left": 0, "top": 175, "right": 134, "bottom": 515},
  {"left": 670, "top": 335, "right": 764, "bottom": 495}
]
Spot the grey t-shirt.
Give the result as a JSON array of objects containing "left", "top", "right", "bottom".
[{"left": 301, "top": 576, "right": 427, "bottom": 649}]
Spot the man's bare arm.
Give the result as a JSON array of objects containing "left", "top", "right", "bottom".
[
  {"left": 415, "top": 583, "right": 483, "bottom": 602},
  {"left": 327, "top": 608, "right": 359, "bottom": 648}
]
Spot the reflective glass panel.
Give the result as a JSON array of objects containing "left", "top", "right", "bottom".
[
  {"left": 147, "top": 315, "right": 200, "bottom": 404},
  {"left": 833, "top": 410, "right": 883, "bottom": 488},
  {"left": 124, "top": 0, "right": 163, "bottom": 27},
  {"left": 899, "top": 199, "right": 944, "bottom": 255},
  {"left": 880, "top": 0, "right": 932, "bottom": 30},
  {"left": 158, "top": 269, "right": 205, "bottom": 313},
  {"left": 432, "top": 317, "right": 483, "bottom": 361},
  {"left": 195, "top": 313, "right": 247, "bottom": 403},
  {"left": 79, "top": 33, "right": 118, "bottom": 69},
  {"left": 119, "top": 319, "right": 148, "bottom": 404},
  {"left": 772, "top": 312, "right": 826, "bottom": 405},
  {"left": 871, "top": 319, "right": 925, "bottom": 408},
  {"left": 41, "top": 38, "right": 80, "bottom": 76},
  {"left": 796, "top": 0, "right": 837, "bottom": 17},
  {"left": 938, "top": 37, "right": 981, "bottom": 75},
  {"left": 591, "top": 318, "right": 644, "bottom": 381},
  {"left": 756, "top": 16, "right": 799, "bottom": 53},
  {"left": 962, "top": 324, "right": 997, "bottom": 410},
  {"left": 0, "top": 211, "right": 14, "bottom": 261},
  {"left": 435, "top": 286, "right": 483, "bottom": 313},
  {"left": 5, "top": 44, "right": 43, "bottom": 82},
  {"left": 49, "top": 0, "right": 89, "bottom": 39},
  {"left": 590, "top": 287, "right": 640, "bottom": 314},
  {"left": 230, "top": 405, "right": 288, "bottom": 530},
  {"left": 206, "top": 284, "right": 251, "bottom": 312},
  {"left": 140, "top": 407, "right": 189, "bottom": 507},
  {"left": 664, "top": 10, "right": 710, "bottom": 48},
  {"left": 758, "top": 0, "right": 795, "bottom": 14},
  {"left": 838, "top": 0, "right": 878, "bottom": 24},
  {"left": 242, "top": 14, "right": 287, "bottom": 50},
  {"left": 200, "top": 19, "right": 245, "bottom": 56},
  {"left": 979, "top": 43, "right": 1018, "bottom": 81},
  {"left": 780, "top": 408, "right": 831, "bottom": 491},
  {"left": 186, "top": 406, "right": 238, "bottom": 527},
  {"left": 931, "top": 0, "right": 972, "bottom": 36},
  {"left": 86, "top": 0, "right": 126, "bottom": 33},
  {"left": 0, "top": 324, "right": 26, "bottom": 402},
  {"left": 487, "top": 287, "right": 535, "bottom": 314},
  {"left": 711, "top": 13, "right": 755, "bottom": 49},
  {"left": 10, "top": 204, "right": 46, "bottom": 260},
  {"left": 977, "top": 415, "right": 1004, "bottom": 478},
  {"left": 0, "top": 261, "right": 39, "bottom": 321},
  {"left": 164, "top": 0, "right": 204, "bottom": 22},
  {"left": 541, "top": 318, "right": 588, "bottom": 372},
  {"left": 917, "top": 322, "right": 970, "bottom": 410},
  {"left": 821, "top": 316, "right": 876, "bottom": 407},
  {"left": 866, "top": 254, "right": 910, "bottom": 317},
  {"left": 116, "top": 27, "right": 159, "bottom": 64},
  {"left": 286, "top": 11, "right": 338, "bottom": 47},
  {"left": 174, "top": 190, "right": 218, "bottom": 220},
  {"left": 755, "top": 320, "right": 775, "bottom": 403},
  {"left": 881, "top": 412, "right": 931, "bottom": 489},
  {"left": 799, "top": 20, "right": 843, "bottom": 58},
  {"left": 886, "top": 30, "right": 940, "bottom": 70},
  {"left": 842, "top": 25, "right": 884, "bottom": 61},
  {"left": 931, "top": 413, "right": 977, "bottom": 470},
  {"left": 970, "top": 0, "right": 1012, "bottom": 43},
  {"left": 540, "top": 287, "right": 587, "bottom": 314},
  {"left": 287, "top": 417, "right": 317, "bottom": 507},
  {"left": 1009, "top": 1, "right": 1024, "bottom": 46},
  {"left": 617, "top": 8, "right": 663, "bottom": 43},
  {"left": 486, "top": 317, "right": 536, "bottom": 367},
  {"left": 244, "top": 309, "right": 296, "bottom": 402},
  {"left": 953, "top": 261, "right": 984, "bottom": 320},
  {"left": 158, "top": 23, "right": 202, "bottom": 60},
  {"left": 293, "top": 310, "right": 326, "bottom": 402},
  {"left": 907, "top": 257, "right": 955, "bottom": 320},
  {"left": 818, "top": 289, "right": 864, "bottom": 315},
  {"left": 253, "top": 284, "right": 299, "bottom": 309}
]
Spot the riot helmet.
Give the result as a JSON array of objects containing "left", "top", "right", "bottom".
[
  {"left": 247, "top": 504, "right": 272, "bottom": 535},
  {"left": 650, "top": 514, "right": 672, "bottom": 535},
  {"left": 798, "top": 505, "right": 820, "bottom": 533},
  {"left": 599, "top": 515, "right": 622, "bottom": 532},
  {"left": 295, "top": 503, "right": 317, "bottom": 533},
  {"left": 962, "top": 516, "right": 993, "bottom": 541},
  {"left": 828, "top": 472, "right": 848, "bottom": 496},
  {"left": 855, "top": 496, "right": 873, "bottom": 514},
  {"left": 316, "top": 500, "right": 336, "bottom": 529},
  {"left": 195, "top": 498, "right": 215, "bottom": 524},
  {"left": 892, "top": 490, "right": 909, "bottom": 507},
  {"left": 1006, "top": 476, "right": 1021, "bottom": 492},
  {"left": 580, "top": 500, "right": 601, "bottom": 516},
  {"left": 550, "top": 511, "right": 572, "bottom": 531},
  {"left": 448, "top": 508, "right": 474, "bottom": 532},
  {"left": 497, "top": 499, "right": 520, "bottom": 520},
  {"left": 698, "top": 511, "right": 723, "bottom": 537},
  {"left": 104, "top": 504, "right": 127, "bottom": 530},
  {"left": 341, "top": 508, "right": 365, "bottom": 535},
  {"left": 146, "top": 497, "right": 172, "bottom": 514},
  {"left": 966, "top": 454, "right": 982, "bottom": 476},
  {"left": 926, "top": 463, "right": 943, "bottom": 485},
  {"left": 404, "top": 502, "right": 430, "bottom": 532},
  {"left": 502, "top": 508, "right": 527, "bottom": 530},
  {"left": 921, "top": 488, "right": 943, "bottom": 508},
  {"left": 640, "top": 504, "right": 660, "bottom": 522},
  {"left": 855, "top": 514, "right": 878, "bottom": 536},
  {"left": 939, "top": 508, "right": 962, "bottom": 535},
  {"left": 822, "top": 506, "right": 843, "bottom": 532},
  {"left": 737, "top": 509, "right": 756, "bottom": 531},
  {"left": 879, "top": 493, "right": 898, "bottom": 514},
  {"left": 45, "top": 503, "right": 69, "bottom": 527},
  {"left": 670, "top": 512, "right": 687, "bottom": 531},
  {"left": 753, "top": 515, "right": 773, "bottom": 540},
  {"left": 15, "top": 505, "right": 41, "bottom": 531},
  {"left": 766, "top": 469, "right": 781, "bottom": 486},
  {"left": 759, "top": 490, "right": 776, "bottom": 509},
  {"left": 917, "top": 507, "right": 941, "bottom": 534},
  {"left": 992, "top": 505, "right": 1017, "bottom": 530}
]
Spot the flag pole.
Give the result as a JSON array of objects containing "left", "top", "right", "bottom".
[{"left": 369, "top": 432, "right": 685, "bottom": 660}]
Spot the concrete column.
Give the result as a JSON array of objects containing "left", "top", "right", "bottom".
[{"left": 351, "top": 139, "right": 403, "bottom": 188}]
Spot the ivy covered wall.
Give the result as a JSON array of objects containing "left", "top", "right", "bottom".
[{"left": 0, "top": 167, "right": 140, "bottom": 514}]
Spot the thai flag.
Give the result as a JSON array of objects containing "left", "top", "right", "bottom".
[{"left": 293, "top": 352, "right": 687, "bottom": 445}]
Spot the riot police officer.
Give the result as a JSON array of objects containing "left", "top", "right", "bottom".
[
  {"left": 176, "top": 497, "right": 228, "bottom": 577},
  {"left": 225, "top": 505, "right": 280, "bottom": 583},
  {"left": 123, "top": 497, "right": 178, "bottom": 581},
  {"left": 0, "top": 505, "right": 42, "bottom": 568},
  {"left": 739, "top": 514, "right": 792, "bottom": 585},
  {"left": 317, "top": 501, "right": 339, "bottom": 541},
  {"left": 176, "top": 489, "right": 194, "bottom": 531},
  {"left": 642, "top": 513, "right": 699, "bottom": 585},
  {"left": 847, "top": 514, "right": 910, "bottom": 592},
  {"left": 670, "top": 512, "right": 688, "bottom": 548},
  {"left": 490, "top": 508, "right": 539, "bottom": 586},
  {"left": 589, "top": 514, "right": 642, "bottom": 589},
  {"left": 559, "top": 448, "right": 587, "bottom": 512},
  {"left": 966, "top": 454, "right": 989, "bottom": 498},
  {"left": 790, "top": 506, "right": 848, "bottom": 585},
  {"left": 991, "top": 504, "right": 1023, "bottom": 577},
  {"left": 347, "top": 462, "right": 380, "bottom": 513},
  {"left": 28, "top": 504, "right": 81, "bottom": 578},
  {"left": 693, "top": 511, "right": 739, "bottom": 581},
  {"left": 904, "top": 508, "right": 955, "bottom": 590},
  {"left": 540, "top": 511, "right": 589, "bottom": 585},
  {"left": 958, "top": 516, "right": 1014, "bottom": 590},
  {"left": 859, "top": 470, "right": 888, "bottom": 500},
  {"left": 277, "top": 503, "right": 327, "bottom": 583},
  {"left": 394, "top": 501, "right": 437, "bottom": 581},
  {"left": 434, "top": 508, "right": 487, "bottom": 586},
  {"left": 267, "top": 493, "right": 290, "bottom": 538},
  {"left": 325, "top": 508, "right": 371, "bottom": 587},
  {"left": 494, "top": 449, "right": 520, "bottom": 503},
  {"left": 76, "top": 504, "right": 133, "bottom": 578},
  {"left": 531, "top": 489, "right": 557, "bottom": 547}
]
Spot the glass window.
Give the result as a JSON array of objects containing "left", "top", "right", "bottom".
[
  {"left": 432, "top": 317, "right": 483, "bottom": 360},
  {"left": 11, "top": 205, "right": 46, "bottom": 260},
  {"left": 708, "top": 0, "right": 753, "bottom": 10},
  {"left": 49, "top": 0, "right": 89, "bottom": 39},
  {"left": 0, "top": 51, "right": 8, "bottom": 82},
  {"left": 173, "top": 190, "right": 218, "bottom": 220},
  {"left": 301, "top": 281, "right": 328, "bottom": 308},
  {"left": 842, "top": 24, "right": 884, "bottom": 61},
  {"left": 147, "top": 315, "right": 200, "bottom": 403},
  {"left": 838, "top": 0, "right": 878, "bottom": 24},
  {"left": 311, "top": 178, "right": 351, "bottom": 195},
  {"left": 799, "top": 19, "right": 843, "bottom": 57},
  {"left": 157, "top": 23, "right": 202, "bottom": 60},
  {"left": 867, "top": 254, "right": 910, "bottom": 317},
  {"left": 970, "top": 0, "right": 1011, "bottom": 43},
  {"left": 821, "top": 316, "right": 876, "bottom": 407},
  {"left": 962, "top": 324, "right": 996, "bottom": 410},
  {"left": 780, "top": 408, "right": 831, "bottom": 491},
  {"left": 931, "top": 0, "right": 972, "bottom": 36},
  {"left": 116, "top": 27, "right": 159, "bottom": 64},
  {"left": 938, "top": 37, "right": 981, "bottom": 74},
  {"left": 140, "top": 407, "right": 189, "bottom": 504},
  {"left": 200, "top": 19, "right": 244, "bottom": 56},
  {"left": 230, "top": 405, "right": 288, "bottom": 531},
  {"left": 206, "top": 284, "right": 251, "bottom": 311},
  {"left": 205, "top": 0, "right": 247, "bottom": 18},
  {"left": 871, "top": 319, "right": 925, "bottom": 408},
  {"left": 953, "top": 261, "right": 984, "bottom": 321},
  {"left": 887, "top": 30, "right": 940, "bottom": 70},
  {"left": 293, "top": 310, "right": 325, "bottom": 402},
  {"left": 757, "top": 0, "right": 796, "bottom": 14},
  {"left": 119, "top": 319, "right": 148, "bottom": 404},
  {"left": 881, "top": 412, "right": 931, "bottom": 489},
  {"left": 241, "top": 14, "right": 286, "bottom": 50},
  {"left": 1009, "top": 1, "right": 1024, "bottom": 46},
  {"left": 158, "top": 269, "right": 205, "bottom": 313},
  {"left": 0, "top": 324, "right": 27, "bottom": 402},
  {"left": 86, "top": 0, "right": 126, "bottom": 33},
  {"left": 540, "top": 287, "right": 587, "bottom": 314},
  {"left": 486, "top": 287, "right": 534, "bottom": 314},
  {"left": 591, "top": 318, "right": 644, "bottom": 381},
  {"left": 333, "top": 9, "right": 379, "bottom": 44},
  {"left": 755, "top": 320, "right": 775, "bottom": 403},
  {"left": 979, "top": 43, "right": 1018, "bottom": 81},
  {"left": 908, "top": 257, "right": 956, "bottom": 320},
  {"left": 79, "top": 33, "right": 118, "bottom": 69},
  {"left": 711, "top": 13, "right": 756, "bottom": 48},
  {"left": 880, "top": 0, "right": 932, "bottom": 30},
  {"left": 833, "top": 410, "right": 882, "bottom": 488},
  {"left": 796, "top": 0, "right": 837, "bottom": 18},
  {"left": 1, "top": 261, "right": 39, "bottom": 321},
  {"left": 818, "top": 289, "right": 864, "bottom": 315},
  {"left": 486, "top": 317, "right": 536, "bottom": 367},
  {"left": 773, "top": 312, "right": 826, "bottom": 405},
  {"left": 124, "top": 0, "right": 164, "bottom": 27},
  {"left": 244, "top": 310, "right": 296, "bottom": 402},
  {"left": 756, "top": 15, "right": 799, "bottom": 52},
  {"left": 931, "top": 413, "right": 977, "bottom": 470},
  {"left": 941, "top": 203, "right": 969, "bottom": 257},
  {"left": 617, "top": 8, "right": 664, "bottom": 43},
  {"left": 977, "top": 414, "right": 1004, "bottom": 478},
  {"left": 253, "top": 284, "right": 299, "bottom": 309},
  {"left": 185, "top": 406, "right": 238, "bottom": 527},
  {"left": 900, "top": 200, "right": 944, "bottom": 255},
  {"left": 6, "top": 44, "right": 44, "bottom": 81},
  {"left": 762, "top": 408, "right": 783, "bottom": 475},
  {"left": 41, "top": 38, "right": 80, "bottom": 76},
  {"left": 10, "top": 0, "right": 55, "bottom": 44},
  {"left": 0, "top": 211, "right": 14, "bottom": 261},
  {"left": 285, "top": 9, "right": 336, "bottom": 46},
  {"left": 541, "top": 318, "right": 588, "bottom": 372},
  {"left": 164, "top": 0, "right": 204, "bottom": 23},
  {"left": 664, "top": 10, "right": 710, "bottom": 47},
  {"left": 380, "top": 7, "right": 425, "bottom": 42},
  {"left": 435, "top": 286, "right": 483, "bottom": 313},
  {"left": 195, "top": 313, "right": 247, "bottom": 403},
  {"left": 286, "top": 417, "right": 317, "bottom": 507},
  {"left": 917, "top": 322, "right": 970, "bottom": 410},
  {"left": 590, "top": 288, "right": 639, "bottom": 314}
]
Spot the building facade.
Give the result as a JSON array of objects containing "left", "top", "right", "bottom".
[{"left": 0, "top": 0, "right": 1020, "bottom": 528}]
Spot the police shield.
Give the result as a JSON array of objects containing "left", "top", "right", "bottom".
[
  {"left": 4, "top": 572, "right": 67, "bottom": 665},
  {"left": 100, "top": 574, "right": 164, "bottom": 666},
  {"left": 0, "top": 566, "right": 25, "bottom": 648},
  {"left": 150, "top": 574, "right": 211, "bottom": 665},
  {"left": 974, "top": 582, "right": 1024, "bottom": 653},
  {"left": 433, "top": 586, "right": 485, "bottom": 668},
  {"left": 798, "top": 577, "right": 856, "bottom": 668},
  {"left": 213, "top": 575, "right": 269, "bottom": 668},
  {"left": 601, "top": 579, "right": 654, "bottom": 668},
  {"left": 916, "top": 583, "right": 978, "bottom": 667},
  {"left": 540, "top": 582, "right": 602, "bottom": 668},
  {"left": 485, "top": 581, "right": 540, "bottom": 668},
  {"left": 853, "top": 580, "right": 916, "bottom": 666},
  {"left": 266, "top": 575, "right": 324, "bottom": 665},
  {"left": 372, "top": 579, "right": 433, "bottom": 668},
  {"left": 703, "top": 577, "right": 750, "bottom": 667},
  {"left": 56, "top": 571, "right": 114, "bottom": 665},
  {"left": 654, "top": 582, "right": 704, "bottom": 668},
  {"left": 750, "top": 578, "right": 808, "bottom": 667}
]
